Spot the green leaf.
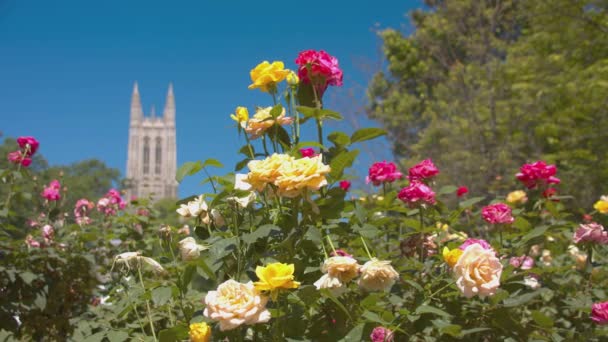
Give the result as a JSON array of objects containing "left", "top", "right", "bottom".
[
  {"left": 328, "top": 132, "right": 351, "bottom": 147},
  {"left": 151, "top": 286, "right": 172, "bottom": 306},
  {"left": 459, "top": 196, "right": 485, "bottom": 208},
  {"left": 339, "top": 324, "right": 364, "bottom": 342},
  {"left": 531, "top": 310, "right": 554, "bottom": 328},
  {"left": 202, "top": 158, "right": 223, "bottom": 168},
  {"left": 517, "top": 225, "right": 549, "bottom": 246},
  {"left": 322, "top": 289, "right": 352, "bottom": 320},
  {"left": 350, "top": 128, "right": 386, "bottom": 143},
  {"left": 437, "top": 185, "right": 458, "bottom": 195},
  {"left": 242, "top": 224, "right": 280, "bottom": 245},
  {"left": 362, "top": 310, "right": 388, "bottom": 324},
  {"left": 176, "top": 161, "right": 202, "bottom": 183},
  {"left": 296, "top": 106, "right": 343, "bottom": 121},
  {"left": 503, "top": 289, "right": 544, "bottom": 307},
  {"left": 293, "top": 141, "right": 326, "bottom": 152},
  {"left": 159, "top": 325, "right": 189, "bottom": 342},
  {"left": 235, "top": 158, "right": 251, "bottom": 171},
  {"left": 106, "top": 330, "right": 129, "bottom": 342},
  {"left": 329, "top": 150, "right": 359, "bottom": 180},
  {"left": 19, "top": 271, "right": 37, "bottom": 285},
  {"left": 415, "top": 304, "right": 452, "bottom": 318},
  {"left": 269, "top": 104, "right": 284, "bottom": 118}
]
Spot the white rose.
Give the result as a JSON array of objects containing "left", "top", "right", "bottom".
[
  {"left": 178, "top": 237, "right": 207, "bottom": 261},
  {"left": 358, "top": 258, "right": 399, "bottom": 291}
]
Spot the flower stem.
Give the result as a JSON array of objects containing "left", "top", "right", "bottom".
[
  {"left": 360, "top": 236, "right": 374, "bottom": 259},
  {"left": 137, "top": 265, "right": 158, "bottom": 342},
  {"left": 326, "top": 235, "right": 337, "bottom": 254},
  {"left": 418, "top": 208, "right": 425, "bottom": 263}
]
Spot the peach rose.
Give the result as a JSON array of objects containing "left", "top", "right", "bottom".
[
  {"left": 453, "top": 244, "right": 503, "bottom": 298},
  {"left": 314, "top": 256, "right": 360, "bottom": 295},
  {"left": 245, "top": 106, "right": 293, "bottom": 139},
  {"left": 203, "top": 280, "right": 271, "bottom": 331},
  {"left": 358, "top": 258, "right": 399, "bottom": 291}
]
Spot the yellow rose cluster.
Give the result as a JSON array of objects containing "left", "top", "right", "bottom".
[
  {"left": 188, "top": 322, "right": 211, "bottom": 342},
  {"left": 245, "top": 153, "right": 331, "bottom": 198},
  {"left": 254, "top": 262, "right": 300, "bottom": 300}
]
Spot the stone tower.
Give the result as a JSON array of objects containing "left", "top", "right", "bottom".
[{"left": 126, "top": 82, "right": 178, "bottom": 200}]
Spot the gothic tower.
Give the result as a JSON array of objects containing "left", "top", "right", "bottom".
[{"left": 126, "top": 82, "right": 178, "bottom": 200}]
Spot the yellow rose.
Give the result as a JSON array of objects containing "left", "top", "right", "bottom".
[
  {"left": 245, "top": 106, "right": 293, "bottom": 139},
  {"left": 506, "top": 190, "right": 528, "bottom": 205},
  {"left": 358, "top": 258, "right": 399, "bottom": 291},
  {"left": 442, "top": 247, "right": 463, "bottom": 268},
  {"left": 254, "top": 262, "right": 300, "bottom": 300},
  {"left": 248, "top": 61, "right": 290, "bottom": 92},
  {"left": 230, "top": 106, "right": 249, "bottom": 127},
  {"left": 189, "top": 322, "right": 211, "bottom": 342},
  {"left": 274, "top": 155, "right": 331, "bottom": 198},
  {"left": 203, "top": 280, "right": 271, "bottom": 331},
  {"left": 454, "top": 244, "right": 502, "bottom": 298},
  {"left": 245, "top": 154, "right": 294, "bottom": 192},
  {"left": 594, "top": 196, "right": 608, "bottom": 214}
]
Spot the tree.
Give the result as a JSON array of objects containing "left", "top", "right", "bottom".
[{"left": 368, "top": 0, "right": 608, "bottom": 207}]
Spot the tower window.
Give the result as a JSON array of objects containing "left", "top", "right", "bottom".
[
  {"left": 155, "top": 137, "right": 162, "bottom": 174},
  {"left": 143, "top": 136, "right": 150, "bottom": 174}
]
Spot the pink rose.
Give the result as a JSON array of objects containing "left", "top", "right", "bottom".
[
  {"left": 295, "top": 49, "right": 343, "bottom": 97},
  {"left": 482, "top": 203, "right": 514, "bottom": 224},
  {"left": 7, "top": 150, "right": 32, "bottom": 167},
  {"left": 17, "top": 136, "right": 39, "bottom": 156},
  {"left": 408, "top": 159, "right": 439, "bottom": 182},
  {"left": 42, "top": 180, "right": 61, "bottom": 201},
  {"left": 459, "top": 238, "right": 492, "bottom": 251},
  {"left": 330, "top": 249, "right": 353, "bottom": 258},
  {"left": 516, "top": 161, "right": 560, "bottom": 189},
  {"left": 25, "top": 234, "right": 40, "bottom": 248},
  {"left": 370, "top": 326, "right": 394, "bottom": 342},
  {"left": 339, "top": 180, "right": 351, "bottom": 192},
  {"left": 591, "top": 301, "right": 608, "bottom": 325},
  {"left": 509, "top": 255, "right": 534, "bottom": 270},
  {"left": 456, "top": 186, "right": 468, "bottom": 197},
  {"left": 366, "top": 161, "right": 403, "bottom": 186},
  {"left": 300, "top": 148, "right": 316, "bottom": 158},
  {"left": 42, "top": 224, "right": 54, "bottom": 242},
  {"left": 573, "top": 222, "right": 608, "bottom": 244},
  {"left": 397, "top": 182, "right": 436, "bottom": 207}
]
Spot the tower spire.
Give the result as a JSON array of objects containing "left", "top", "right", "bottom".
[
  {"left": 163, "top": 83, "right": 175, "bottom": 125},
  {"left": 130, "top": 81, "right": 143, "bottom": 125},
  {"left": 150, "top": 105, "right": 156, "bottom": 118}
]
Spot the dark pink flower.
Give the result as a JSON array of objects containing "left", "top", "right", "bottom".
[
  {"left": 42, "top": 180, "right": 61, "bottom": 201},
  {"left": 74, "top": 198, "right": 94, "bottom": 225},
  {"left": 482, "top": 203, "right": 514, "bottom": 224},
  {"left": 398, "top": 182, "right": 436, "bottom": 207},
  {"left": 370, "top": 326, "right": 394, "bottom": 342},
  {"left": 456, "top": 186, "right": 468, "bottom": 197},
  {"left": 459, "top": 238, "right": 492, "bottom": 251},
  {"left": 339, "top": 180, "right": 351, "bottom": 192},
  {"left": 25, "top": 234, "right": 40, "bottom": 248},
  {"left": 7, "top": 150, "right": 32, "bottom": 167},
  {"left": 300, "top": 148, "right": 316, "bottom": 158},
  {"left": 573, "top": 222, "right": 608, "bottom": 244},
  {"left": 97, "top": 189, "right": 126, "bottom": 216},
  {"left": 516, "top": 161, "right": 560, "bottom": 189},
  {"left": 330, "top": 249, "right": 353, "bottom": 258},
  {"left": 366, "top": 161, "right": 403, "bottom": 186},
  {"left": 295, "top": 49, "right": 343, "bottom": 97},
  {"left": 17, "top": 136, "right": 39, "bottom": 156},
  {"left": 591, "top": 301, "right": 608, "bottom": 325},
  {"left": 408, "top": 159, "right": 439, "bottom": 182}
]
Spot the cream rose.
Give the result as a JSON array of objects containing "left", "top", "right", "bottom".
[
  {"left": 178, "top": 237, "right": 208, "bottom": 261},
  {"left": 358, "top": 258, "right": 399, "bottom": 291},
  {"left": 314, "top": 256, "right": 360, "bottom": 295},
  {"left": 453, "top": 244, "right": 502, "bottom": 298},
  {"left": 313, "top": 274, "right": 347, "bottom": 296},
  {"left": 203, "top": 280, "right": 271, "bottom": 331}
]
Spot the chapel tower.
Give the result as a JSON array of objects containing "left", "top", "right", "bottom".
[{"left": 125, "top": 82, "right": 178, "bottom": 200}]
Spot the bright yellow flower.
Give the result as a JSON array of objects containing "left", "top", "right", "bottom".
[
  {"left": 189, "top": 322, "right": 211, "bottom": 342},
  {"left": 248, "top": 61, "right": 290, "bottom": 92},
  {"left": 442, "top": 247, "right": 463, "bottom": 268},
  {"left": 254, "top": 262, "right": 300, "bottom": 300},
  {"left": 594, "top": 196, "right": 608, "bottom": 214},
  {"left": 230, "top": 106, "right": 249, "bottom": 127},
  {"left": 506, "top": 190, "right": 528, "bottom": 205},
  {"left": 245, "top": 153, "right": 294, "bottom": 192}
]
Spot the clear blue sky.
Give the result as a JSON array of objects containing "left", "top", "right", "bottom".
[{"left": 0, "top": 0, "right": 419, "bottom": 198}]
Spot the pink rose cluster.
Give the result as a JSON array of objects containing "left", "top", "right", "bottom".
[
  {"left": 299, "top": 148, "right": 316, "bottom": 158},
  {"left": 42, "top": 180, "right": 61, "bottom": 201},
  {"left": 516, "top": 160, "right": 560, "bottom": 189},
  {"left": 8, "top": 136, "right": 39, "bottom": 167},
  {"left": 459, "top": 238, "right": 492, "bottom": 251},
  {"left": 573, "top": 222, "right": 608, "bottom": 245},
  {"left": 366, "top": 161, "right": 403, "bottom": 186},
  {"left": 295, "top": 49, "right": 343, "bottom": 97},
  {"left": 96, "top": 188, "right": 126, "bottom": 216},
  {"left": 407, "top": 159, "right": 439, "bottom": 182},
  {"left": 509, "top": 255, "right": 535, "bottom": 270},
  {"left": 370, "top": 326, "right": 394, "bottom": 342},
  {"left": 592, "top": 301, "right": 608, "bottom": 325},
  {"left": 482, "top": 203, "right": 514, "bottom": 224},
  {"left": 74, "top": 198, "right": 94, "bottom": 225}
]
